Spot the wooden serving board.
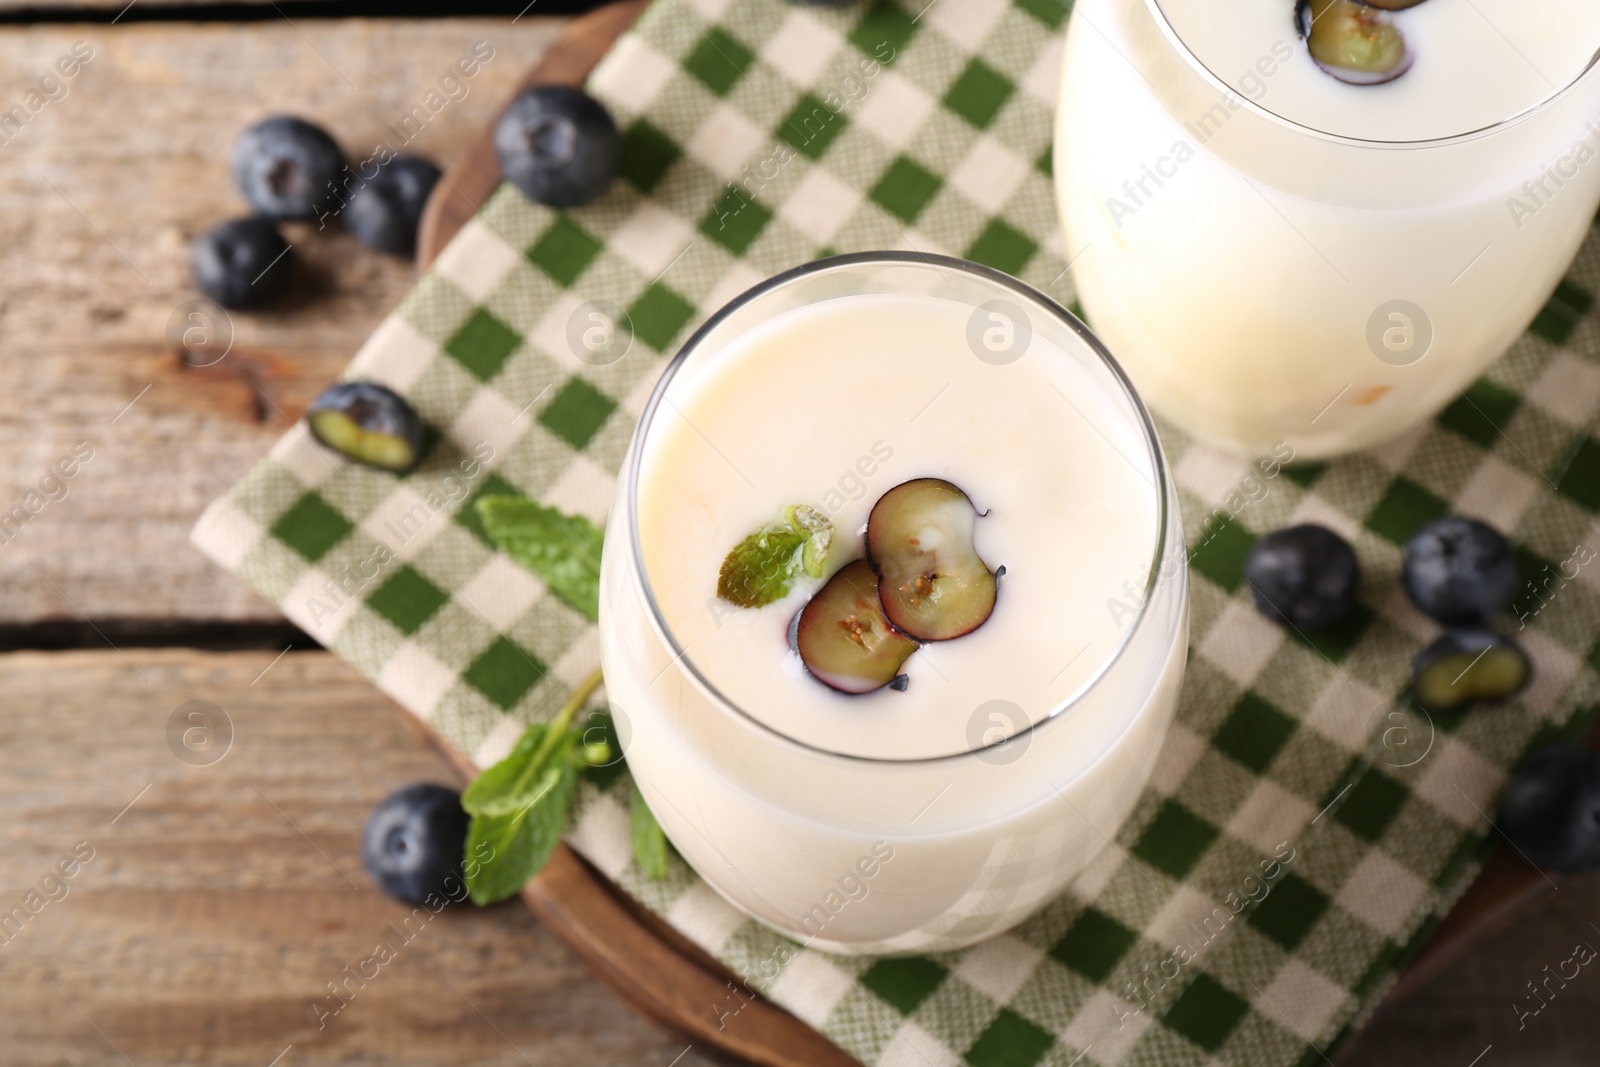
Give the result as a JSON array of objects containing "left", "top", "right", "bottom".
[{"left": 410, "top": 4, "right": 1571, "bottom": 1062}]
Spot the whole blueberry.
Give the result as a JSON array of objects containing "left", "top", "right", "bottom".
[
  {"left": 1402, "top": 516, "right": 1521, "bottom": 624},
  {"left": 361, "top": 783, "right": 471, "bottom": 905},
  {"left": 494, "top": 86, "right": 619, "bottom": 208},
  {"left": 231, "top": 116, "right": 346, "bottom": 221},
  {"left": 1244, "top": 524, "right": 1361, "bottom": 629},
  {"left": 190, "top": 217, "right": 295, "bottom": 310},
  {"left": 1499, "top": 746, "right": 1600, "bottom": 873},
  {"left": 346, "top": 155, "right": 442, "bottom": 257}
]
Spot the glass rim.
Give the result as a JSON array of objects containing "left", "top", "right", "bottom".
[
  {"left": 624, "top": 251, "right": 1176, "bottom": 765},
  {"left": 1144, "top": 0, "right": 1600, "bottom": 149}
]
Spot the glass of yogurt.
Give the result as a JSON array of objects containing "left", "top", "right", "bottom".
[
  {"left": 1056, "top": 0, "right": 1600, "bottom": 458},
  {"left": 599, "top": 253, "right": 1188, "bottom": 954}
]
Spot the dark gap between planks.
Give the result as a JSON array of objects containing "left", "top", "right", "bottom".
[
  {"left": 0, "top": 0, "right": 606, "bottom": 24},
  {"left": 0, "top": 618, "right": 316, "bottom": 652}
]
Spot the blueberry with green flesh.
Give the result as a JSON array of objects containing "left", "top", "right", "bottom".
[
  {"left": 1498, "top": 746, "right": 1600, "bottom": 873},
  {"left": 231, "top": 116, "right": 345, "bottom": 221},
  {"left": 1361, "top": 0, "right": 1429, "bottom": 9},
  {"left": 190, "top": 217, "right": 295, "bottom": 310},
  {"left": 346, "top": 155, "right": 442, "bottom": 257},
  {"left": 795, "top": 560, "right": 918, "bottom": 694},
  {"left": 1402, "top": 517, "right": 1520, "bottom": 625},
  {"left": 494, "top": 87, "right": 619, "bottom": 209},
  {"left": 307, "top": 381, "right": 425, "bottom": 472},
  {"left": 361, "top": 783, "right": 471, "bottom": 904},
  {"left": 1410, "top": 628, "right": 1531, "bottom": 713},
  {"left": 1244, "top": 524, "right": 1360, "bottom": 630},
  {"left": 866, "top": 479, "right": 997, "bottom": 642},
  {"left": 1297, "top": 0, "right": 1413, "bottom": 85}
]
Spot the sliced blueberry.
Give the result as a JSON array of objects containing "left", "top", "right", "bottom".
[
  {"left": 1296, "top": 0, "right": 1413, "bottom": 85},
  {"left": 494, "top": 87, "right": 620, "bottom": 208},
  {"left": 795, "top": 560, "right": 918, "bottom": 694},
  {"left": 307, "top": 381, "right": 425, "bottom": 472},
  {"left": 1411, "top": 628, "right": 1531, "bottom": 714},
  {"left": 1403, "top": 517, "right": 1521, "bottom": 624},
  {"left": 191, "top": 217, "right": 296, "bottom": 310},
  {"left": 346, "top": 155, "right": 442, "bottom": 257},
  {"left": 231, "top": 116, "right": 346, "bottom": 221},
  {"left": 866, "top": 479, "right": 997, "bottom": 642},
  {"left": 1244, "top": 524, "right": 1360, "bottom": 630},
  {"left": 361, "top": 783, "right": 471, "bottom": 904},
  {"left": 1498, "top": 746, "right": 1600, "bottom": 873}
]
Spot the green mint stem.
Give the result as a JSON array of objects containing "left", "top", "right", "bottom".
[{"left": 507, "top": 667, "right": 604, "bottom": 798}]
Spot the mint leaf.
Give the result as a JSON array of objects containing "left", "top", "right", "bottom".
[
  {"left": 461, "top": 669, "right": 605, "bottom": 907},
  {"left": 477, "top": 495, "right": 604, "bottom": 622},
  {"left": 461, "top": 723, "right": 556, "bottom": 817},
  {"left": 716, "top": 504, "right": 833, "bottom": 608},
  {"left": 631, "top": 786, "right": 669, "bottom": 881},
  {"left": 465, "top": 760, "right": 578, "bottom": 905}
]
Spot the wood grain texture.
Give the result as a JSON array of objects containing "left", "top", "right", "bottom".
[
  {"left": 0, "top": 648, "right": 720, "bottom": 1067},
  {"left": 0, "top": 19, "right": 561, "bottom": 625}
]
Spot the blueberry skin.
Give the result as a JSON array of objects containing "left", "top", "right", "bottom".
[
  {"left": 346, "top": 155, "right": 442, "bottom": 257},
  {"left": 1499, "top": 746, "right": 1600, "bottom": 873},
  {"left": 361, "top": 783, "right": 471, "bottom": 905},
  {"left": 494, "top": 87, "right": 620, "bottom": 208},
  {"left": 231, "top": 116, "right": 346, "bottom": 221},
  {"left": 1403, "top": 517, "right": 1521, "bottom": 624},
  {"left": 190, "top": 217, "right": 295, "bottom": 310},
  {"left": 1244, "top": 524, "right": 1361, "bottom": 629}
]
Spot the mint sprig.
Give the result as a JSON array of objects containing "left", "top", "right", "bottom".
[
  {"left": 462, "top": 670, "right": 673, "bottom": 905},
  {"left": 717, "top": 504, "right": 833, "bottom": 608},
  {"left": 477, "top": 495, "right": 604, "bottom": 622}
]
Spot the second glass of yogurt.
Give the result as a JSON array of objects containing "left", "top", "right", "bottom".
[
  {"left": 599, "top": 254, "right": 1188, "bottom": 954},
  {"left": 1056, "top": 0, "right": 1600, "bottom": 458}
]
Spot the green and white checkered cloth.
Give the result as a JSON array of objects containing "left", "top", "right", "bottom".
[{"left": 192, "top": 0, "right": 1600, "bottom": 1062}]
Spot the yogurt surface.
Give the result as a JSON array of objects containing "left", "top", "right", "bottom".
[
  {"left": 1154, "top": 0, "right": 1600, "bottom": 141},
  {"left": 634, "top": 291, "right": 1162, "bottom": 761}
]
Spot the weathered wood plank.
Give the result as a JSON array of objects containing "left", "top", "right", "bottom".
[
  {"left": 0, "top": 19, "right": 562, "bottom": 624},
  {"left": 0, "top": 647, "right": 1593, "bottom": 1065},
  {"left": 0, "top": 648, "right": 718, "bottom": 1066}
]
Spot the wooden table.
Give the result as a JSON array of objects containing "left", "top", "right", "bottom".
[{"left": 0, "top": 12, "right": 1595, "bottom": 1066}]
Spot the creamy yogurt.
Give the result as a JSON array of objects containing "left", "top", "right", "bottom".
[
  {"left": 599, "top": 256, "right": 1189, "bottom": 952},
  {"left": 1056, "top": 0, "right": 1600, "bottom": 457}
]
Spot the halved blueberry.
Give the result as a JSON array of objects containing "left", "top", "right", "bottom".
[
  {"left": 1410, "top": 628, "right": 1531, "bottom": 714},
  {"left": 795, "top": 559, "right": 918, "bottom": 695},
  {"left": 1296, "top": 0, "right": 1413, "bottom": 85},
  {"left": 1499, "top": 746, "right": 1600, "bottom": 873},
  {"left": 494, "top": 87, "right": 620, "bottom": 208},
  {"left": 1402, "top": 517, "right": 1521, "bottom": 625},
  {"left": 1244, "top": 524, "right": 1360, "bottom": 630},
  {"left": 361, "top": 783, "right": 471, "bottom": 904},
  {"left": 307, "top": 381, "right": 425, "bottom": 473},
  {"left": 866, "top": 479, "right": 997, "bottom": 642}
]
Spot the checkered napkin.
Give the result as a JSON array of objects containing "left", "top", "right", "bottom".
[{"left": 192, "top": 0, "right": 1600, "bottom": 1062}]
